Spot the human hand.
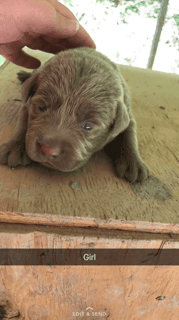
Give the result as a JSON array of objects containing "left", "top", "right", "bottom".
[{"left": 0, "top": 0, "right": 96, "bottom": 69}]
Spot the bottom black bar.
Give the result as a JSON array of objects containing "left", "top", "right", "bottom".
[{"left": 0, "top": 249, "right": 178, "bottom": 265}]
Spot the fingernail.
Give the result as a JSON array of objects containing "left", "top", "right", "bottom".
[{"left": 69, "top": 20, "right": 79, "bottom": 32}]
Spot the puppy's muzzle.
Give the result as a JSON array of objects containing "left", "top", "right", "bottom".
[
  {"left": 32, "top": 138, "right": 80, "bottom": 171},
  {"left": 38, "top": 143, "right": 61, "bottom": 157},
  {"left": 37, "top": 142, "right": 65, "bottom": 170},
  {"left": 36, "top": 139, "right": 67, "bottom": 163}
]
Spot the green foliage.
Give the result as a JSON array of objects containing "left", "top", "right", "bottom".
[
  {"left": 122, "top": 0, "right": 161, "bottom": 18},
  {"left": 174, "top": 14, "right": 179, "bottom": 26},
  {"left": 64, "top": 0, "right": 73, "bottom": 7},
  {"left": 64, "top": 0, "right": 178, "bottom": 27},
  {"left": 97, "top": 0, "right": 169, "bottom": 19},
  {"left": 125, "top": 4, "right": 140, "bottom": 15}
]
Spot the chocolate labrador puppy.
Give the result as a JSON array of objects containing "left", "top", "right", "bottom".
[{"left": 0, "top": 47, "right": 150, "bottom": 183}]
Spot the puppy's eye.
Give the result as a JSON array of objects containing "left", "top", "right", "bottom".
[
  {"left": 38, "top": 105, "right": 47, "bottom": 112},
  {"left": 80, "top": 121, "right": 93, "bottom": 131}
]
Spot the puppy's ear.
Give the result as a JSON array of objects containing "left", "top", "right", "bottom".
[
  {"left": 20, "top": 70, "right": 39, "bottom": 104},
  {"left": 0, "top": 101, "right": 29, "bottom": 165},
  {"left": 0, "top": 69, "right": 39, "bottom": 165},
  {"left": 110, "top": 100, "right": 130, "bottom": 139}
]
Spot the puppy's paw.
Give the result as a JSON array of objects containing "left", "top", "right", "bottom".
[
  {"left": 17, "top": 70, "right": 32, "bottom": 84},
  {"left": 115, "top": 153, "right": 150, "bottom": 183},
  {"left": 0, "top": 143, "right": 32, "bottom": 168},
  {"left": 7, "top": 143, "right": 32, "bottom": 168}
]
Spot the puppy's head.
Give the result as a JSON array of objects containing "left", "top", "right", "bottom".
[{"left": 20, "top": 47, "right": 130, "bottom": 172}]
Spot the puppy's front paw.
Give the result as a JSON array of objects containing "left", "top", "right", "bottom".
[
  {"left": 7, "top": 143, "right": 32, "bottom": 168},
  {"left": 115, "top": 153, "right": 150, "bottom": 183},
  {"left": 17, "top": 70, "right": 32, "bottom": 84},
  {"left": 0, "top": 142, "right": 32, "bottom": 168}
]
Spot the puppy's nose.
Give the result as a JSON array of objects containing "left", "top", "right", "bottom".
[{"left": 39, "top": 144, "right": 60, "bottom": 157}]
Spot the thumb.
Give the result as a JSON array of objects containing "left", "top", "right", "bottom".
[
  {"left": 42, "top": 16, "right": 80, "bottom": 41},
  {"left": 19, "top": 1, "right": 80, "bottom": 39},
  {"left": 54, "top": 16, "right": 80, "bottom": 37}
]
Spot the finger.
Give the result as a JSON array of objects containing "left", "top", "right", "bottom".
[
  {"left": 42, "top": 21, "right": 96, "bottom": 50},
  {"left": 17, "top": 0, "right": 96, "bottom": 49},
  {"left": 44, "top": 24, "right": 96, "bottom": 50},
  {"left": 17, "top": 0, "right": 79, "bottom": 38},
  {"left": 1, "top": 49, "right": 41, "bottom": 69},
  {"left": 21, "top": 29, "right": 95, "bottom": 55},
  {"left": 54, "top": 0, "right": 96, "bottom": 48},
  {"left": 18, "top": 33, "right": 68, "bottom": 55},
  {"left": 26, "top": 36, "right": 67, "bottom": 54}
]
